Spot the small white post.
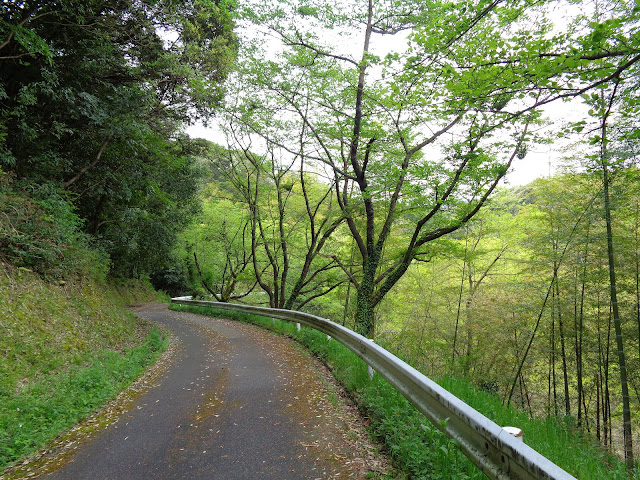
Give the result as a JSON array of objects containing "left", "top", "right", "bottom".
[
  {"left": 326, "top": 335, "right": 331, "bottom": 340},
  {"left": 502, "top": 426, "right": 523, "bottom": 442},
  {"left": 296, "top": 323, "right": 301, "bottom": 331},
  {"left": 367, "top": 338, "right": 375, "bottom": 380}
]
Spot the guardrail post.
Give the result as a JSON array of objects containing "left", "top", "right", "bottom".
[{"left": 367, "top": 338, "right": 375, "bottom": 379}]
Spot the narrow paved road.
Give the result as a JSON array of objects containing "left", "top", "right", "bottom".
[{"left": 28, "top": 304, "right": 381, "bottom": 479}]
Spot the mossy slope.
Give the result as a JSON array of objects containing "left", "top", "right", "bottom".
[{"left": 0, "top": 266, "right": 168, "bottom": 472}]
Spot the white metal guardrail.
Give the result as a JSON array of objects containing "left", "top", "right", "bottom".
[{"left": 170, "top": 297, "right": 576, "bottom": 480}]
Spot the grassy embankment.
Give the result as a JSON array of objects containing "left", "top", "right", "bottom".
[
  {"left": 0, "top": 267, "right": 169, "bottom": 474},
  {"left": 170, "top": 303, "right": 635, "bottom": 480}
]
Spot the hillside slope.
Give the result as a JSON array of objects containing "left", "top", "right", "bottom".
[{"left": 0, "top": 265, "right": 168, "bottom": 472}]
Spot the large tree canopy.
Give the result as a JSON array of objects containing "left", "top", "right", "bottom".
[
  {"left": 225, "top": 0, "right": 640, "bottom": 336},
  {"left": 0, "top": 0, "right": 237, "bottom": 277}
]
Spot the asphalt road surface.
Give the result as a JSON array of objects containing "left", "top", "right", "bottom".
[{"left": 28, "top": 304, "right": 378, "bottom": 479}]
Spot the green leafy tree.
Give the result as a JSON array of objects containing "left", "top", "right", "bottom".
[
  {"left": 0, "top": 0, "right": 237, "bottom": 277},
  {"left": 218, "top": 136, "right": 346, "bottom": 309},
  {"left": 229, "top": 0, "right": 640, "bottom": 337},
  {"left": 184, "top": 185, "right": 257, "bottom": 301},
  {"left": 582, "top": 81, "right": 638, "bottom": 470}
]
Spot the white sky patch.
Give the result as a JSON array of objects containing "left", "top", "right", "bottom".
[
  {"left": 186, "top": 93, "right": 590, "bottom": 189},
  {"left": 506, "top": 99, "right": 590, "bottom": 186},
  {"left": 186, "top": 122, "right": 226, "bottom": 143}
]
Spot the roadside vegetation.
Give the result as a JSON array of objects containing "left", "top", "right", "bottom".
[
  {"left": 170, "top": 303, "right": 633, "bottom": 479},
  {"left": 173, "top": 0, "right": 640, "bottom": 471},
  {"left": 1, "top": 1, "right": 236, "bottom": 474},
  {"left": 4, "top": 0, "right": 640, "bottom": 477},
  {"left": 0, "top": 265, "right": 168, "bottom": 473}
]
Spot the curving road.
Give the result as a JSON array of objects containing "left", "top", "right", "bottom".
[{"left": 27, "top": 304, "right": 379, "bottom": 479}]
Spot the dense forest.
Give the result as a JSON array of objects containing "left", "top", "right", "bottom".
[
  {"left": 3, "top": 0, "right": 640, "bottom": 476},
  {"left": 0, "top": 0, "right": 236, "bottom": 281},
  {"left": 178, "top": 0, "right": 640, "bottom": 471}
]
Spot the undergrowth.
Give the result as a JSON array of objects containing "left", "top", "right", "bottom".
[
  {"left": 0, "top": 328, "right": 168, "bottom": 471},
  {"left": 0, "top": 172, "right": 105, "bottom": 279},
  {"left": 0, "top": 268, "right": 161, "bottom": 395},
  {"left": 169, "top": 303, "right": 636, "bottom": 480},
  {"left": 0, "top": 266, "right": 167, "bottom": 473}
]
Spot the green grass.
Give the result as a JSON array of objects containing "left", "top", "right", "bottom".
[
  {"left": 170, "top": 303, "right": 637, "bottom": 479},
  {"left": 0, "top": 328, "right": 168, "bottom": 471},
  {"left": 0, "top": 266, "right": 168, "bottom": 473},
  {"left": 0, "top": 269, "right": 161, "bottom": 399},
  {"left": 437, "top": 376, "right": 632, "bottom": 479}
]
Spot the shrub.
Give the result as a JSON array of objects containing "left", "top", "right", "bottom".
[
  {"left": 150, "top": 263, "right": 191, "bottom": 297},
  {"left": 0, "top": 171, "right": 108, "bottom": 279}
]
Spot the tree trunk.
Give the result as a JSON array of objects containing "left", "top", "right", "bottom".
[
  {"left": 596, "top": 368, "right": 601, "bottom": 442},
  {"left": 634, "top": 201, "right": 640, "bottom": 373},
  {"left": 452, "top": 266, "right": 465, "bottom": 370},
  {"left": 355, "top": 277, "right": 376, "bottom": 337},
  {"left": 576, "top": 283, "right": 585, "bottom": 426},
  {"left": 555, "top": 278, "right": 571, "bottom": 417},
  {"left": 551, "top": 311, "right": 558, "bottom": 417},
  {"left": 597, "top": 293, "right": 604, "bottom": 443},
  {"left": 193, "top": 251, "right": 221, "bottom": 301},
  {"left": 547, "top": 346, "right": 553, "bottom": 417},
  {"left": 350, "top": 0, "right": 375, "bottom": 339},
  {"left": 605, "top": 304, "right": 612, "bottom": 450},
  {"left": 599, "top": 85, "right": 633, "bottom": 468},
  {"left": 602, "top": 160, "right": 634, "bottom": 467},
  {"left": 575, "top": 235, "right": 589, "bottom": 428},
  {"left": 64, "top": 138, "right": 110, "bottom": 189}
]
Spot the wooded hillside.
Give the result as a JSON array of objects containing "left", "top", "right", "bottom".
[
  {"left": 174, "top": 0, "right": 640, "bottom": 471},
  {"left": 1, "top": 0, "right": 236, "bottom": 281},
  {"left": 0, "top": 1, "right": 234, "bottom": 473},
  {"left": 3, "top": 0, "right": 640, "bottom": 475}
]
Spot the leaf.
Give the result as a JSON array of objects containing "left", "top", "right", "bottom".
[{"left": 439, "top": 417, "right": 450, "bottom": 429}]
